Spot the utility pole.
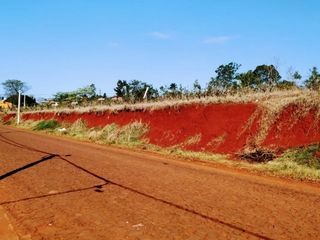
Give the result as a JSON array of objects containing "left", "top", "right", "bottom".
[
  {"left": 143, "top": 87, "right": 149, "bottom": 101},
  {"left": 17, "top": 90, "right": 21, "bottom": 125}
]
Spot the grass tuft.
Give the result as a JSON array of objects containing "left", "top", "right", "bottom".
[
  {"left": 33, "top": 120, "right": 60, "bottom": 131},
  {"left": 98, "top": 121, "right": 148, "bottom": 145},
  {"left": 277, "top": 145, "right": 320, "bottom": 169},
  {"left": 68, "top": 119, "right": 88, "bottom": 138}
]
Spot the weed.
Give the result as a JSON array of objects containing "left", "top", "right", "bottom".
[
  {"left": 277, "top": 145, "right": 320, "bottom": 169},
  {"left": 33, "top": 120, "right": 60, "bottom": 131}
]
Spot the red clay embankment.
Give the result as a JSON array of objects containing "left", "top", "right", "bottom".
[{"left": 3, "top": 103, "right": 320, "bottom": 154}]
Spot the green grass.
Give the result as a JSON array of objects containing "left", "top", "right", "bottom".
[
  {"left": 280, "top": 144, "right": 320, "bottom": 169},
  {"left": 33, "top": 120, "right": 60, "bottom": 131},
  {"left": 251, "top": 145, "right": 320, "bottom": 180}
]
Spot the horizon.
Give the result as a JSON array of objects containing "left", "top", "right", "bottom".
[{"left": 0, "top": 0, "right": 319, "bottom": 99}]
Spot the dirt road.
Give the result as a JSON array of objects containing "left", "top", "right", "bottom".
[{"left": 0, "top": 125, "right": 320, "bottom": 240}]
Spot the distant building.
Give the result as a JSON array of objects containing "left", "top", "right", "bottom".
[{"left": 0, "top": 100, "right": 13, "bottom": 110}]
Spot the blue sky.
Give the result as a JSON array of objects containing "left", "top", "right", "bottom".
[{"left": 0, "top": 0, "right": 319, "bottom": 98}]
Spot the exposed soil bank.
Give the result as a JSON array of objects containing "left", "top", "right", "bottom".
[
  {"left": 262, "top": 105, "right": 320, "bottom": 150},
  {"left": 3, "top": 103, "right": 320, "bottom": 153}
]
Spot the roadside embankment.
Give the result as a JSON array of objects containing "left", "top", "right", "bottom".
[{"left": 3, "top": 102, "right": 320, "bottom": 154}]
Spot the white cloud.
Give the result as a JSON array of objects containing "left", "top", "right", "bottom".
[
  {"left": 202, "top": 36, "right": 236, "bottom": 44},
  {"left": 149, "top": 31, "right": 172, "bottom": 40}
]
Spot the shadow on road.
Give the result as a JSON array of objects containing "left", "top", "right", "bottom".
[
  {"left": 0, "top": 183, "right": 108, "bottom": 206},
  {"left": 0, "top": 154, "right": 57, "bottom": 181}
]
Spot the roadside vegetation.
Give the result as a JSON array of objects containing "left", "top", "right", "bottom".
[
  {"left": 1, "top": 62, "right": 319, "bottom": 112},
  {"left": 3, "top": 116, "right": 320, "bottom": 181},
  {"left": 33, "top": 119, "right": 60, "bottom": 131}
]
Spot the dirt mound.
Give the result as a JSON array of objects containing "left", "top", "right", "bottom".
[{"left": 3, "top": 103, "right": 320, "bottom": 154}]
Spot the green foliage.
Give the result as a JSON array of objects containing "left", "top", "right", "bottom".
[
  {"left": 114, "top": 80, "right": 158, "bottom": 102},
  {"left": 192, "top": 80, "right": 202, "bottom": 97},
  {"left": 253, "top": 65, "right": 281, "bottom": 89},
  {"left": 159, "top": 83, "right": 185, "bottom": 98},
  {"left": 276, "top": 80, "right": 297, "bottom": 90},
  {"left": 114, "top": 80, "right": 130, "bottom": 100},
  {"left": 236, "top": 70, "right": 257, "bottom": 89},
  {"left": 2, "top": 79, "right": 29, "bottom": 97},
  {"left": 292, "top": 71, "right": 302, "bottom": 81},
  {"left": 278, "top": 145, "right": 320, "bottom": 169},
  {"left": 207, "top": 62, "right": 240, "bottom": 93},
  {"left": 33, "top": 120, "right": 60, "bottom": 131},
  {"left": 305, "top": 67, "right": 320, "bottom": 91},
  {"left": 53, "top": 84, "right": 97, "bottom": 103},
  {"left": 5, "top": 94, "right": 37, "bottom": 106}
]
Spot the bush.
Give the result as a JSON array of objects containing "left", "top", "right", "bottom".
[
  {"left": 33, "top": 120, "right": 60, "bottom": 131},
  {"left": 278, "top": 145, "right": 320, "bottom": 169}
]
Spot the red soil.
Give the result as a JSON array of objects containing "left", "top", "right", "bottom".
[
  {"left": 262, "top": 104, "right": 320, "bottom": 150},
  {"left": 3, "top": 103, "right": 320, "bottom": 153}
]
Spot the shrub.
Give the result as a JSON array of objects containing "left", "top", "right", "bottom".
[
  {"left": 279, "top": 145, "right": 320, "bottom": 169},
  {"left": 33, "top": 120, "right": 60, "bottom": 131}
]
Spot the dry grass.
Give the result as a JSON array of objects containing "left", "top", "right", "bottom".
[
  {"left": 17, "top": 89, "right": 319, "bottom": 114},
  {"left": 52, "top": 119, "right": 149, "bottom": 146}
]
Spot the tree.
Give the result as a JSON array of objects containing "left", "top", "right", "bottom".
[
  {"left": 168, "top": 83, "right": 180, "bottom": 97},
  {"left": 253, "top": 65, "right": 281, "bottom": 89},
  {"left": 292, "top": 71, "right": 302, "bottom": 82},
  {"left": 2, "top": 79, "right": 29, "bottom": 96},
  {"left": 287, "top": 67, "right": 302, "bottom": 83},
  {"left": 305, "top": 67, "right": 320, "bottom": 90},
  {"left": 159, "top": 85, "right": 168, "bottom": 96},
  {"left": 236, "top": 70, "right": 257, "bottom": 89},
  {"left": 53, "top": 84, "right": 97, "bottom": 103},
  {"left": 277, "top": 80, "right": 297, "bottom": 90},
  {"left": 276, "top": 68, "right": 301, "bottom": 90},
  {"left": 114, "top": 80, "right": 130, "bottom": 99},
  {"left": 5, "top": 94, "right": 37, "bottom": 106},
  {"left": 159, "top": 83, "right": 182, "bottom": 98},
  {"left": 192, "top": 80, "right": 202, "bottom": 98},
  {"left": 128, "top": 80, "right": 158, "bottom": 102},
  {"left": 115, "top": 80, "right": 158, "bottom": 102},
  {"left": 208, "top": 62, "right": 240, "bottom": 93},
  {"left": 76, "top": 84, "right": 96, "bottom": 99}
]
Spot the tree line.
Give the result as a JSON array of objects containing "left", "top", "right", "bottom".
[
  {"left": 1, "top": 63, "right": 320, "bottom": 106},
  {"left": 114, "top": 63, "right": 320, "bottom": 102}
]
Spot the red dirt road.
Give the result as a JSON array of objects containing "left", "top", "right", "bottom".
[{"left": 0, "top": 125, "right": 320, "bottom": 240}]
